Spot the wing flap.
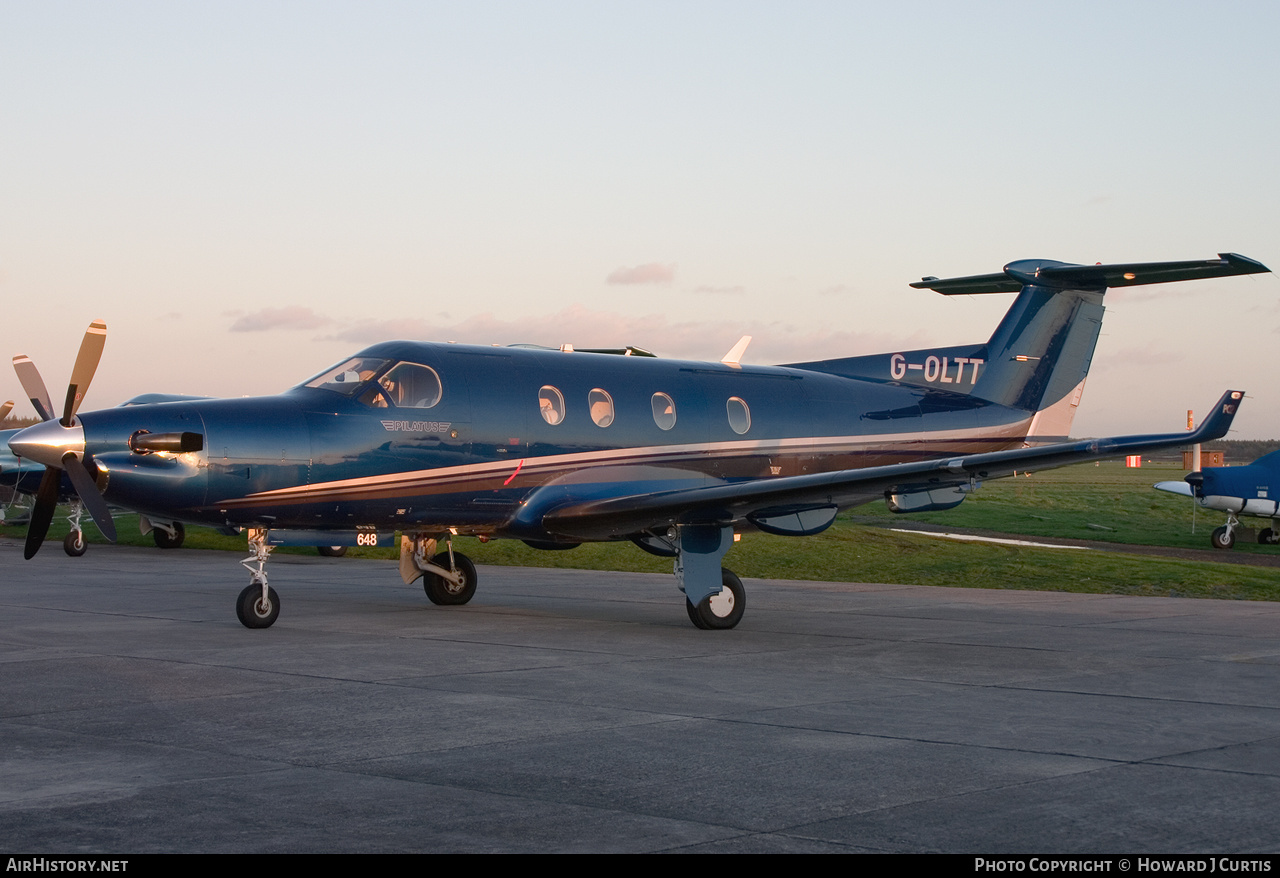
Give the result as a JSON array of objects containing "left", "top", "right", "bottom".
[{"left": 541, "top": 390, "right": 1243, "bottom": 541}]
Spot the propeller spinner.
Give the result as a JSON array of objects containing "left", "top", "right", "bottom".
[{"left": 9, "top": 320, "right": 116, "bottom": 557}]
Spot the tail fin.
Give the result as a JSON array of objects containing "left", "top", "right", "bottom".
[
  {"left": 908, "top": 254, "right": 1268, "bottom": 441},
  {"left": 962, "top": 269, "right": 1104, "bottom": 431},
  {"left": 789, "top": 253, "right": 1268, "bottom": 442}
]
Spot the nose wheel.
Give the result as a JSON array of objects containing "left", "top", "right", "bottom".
[
  {"left": 236, "top": 583, "right": 280, "bottom": 629},
  {"left": 63, "top": 530, "right": 87, "bottom": 557},
  {"left": 1211, "top": 513, "right": 1240, "bottom": 550},
  {"left": 62, "top": 501, "right": 90, "bottom": 557}
]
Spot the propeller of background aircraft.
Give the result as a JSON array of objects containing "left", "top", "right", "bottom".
[
  {"left": 9, "top": 320, "right": 117, "bottom": 557},
  {"left": 0, "top": 401, "right": 12, "bottom": 421}
]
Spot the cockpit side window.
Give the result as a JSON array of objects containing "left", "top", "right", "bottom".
[
  {"left": 378, "top": 363, "right": 443, "bottom": 409},
  {"left": 304, "top": 357, "right": 391, "bottom": 396}
]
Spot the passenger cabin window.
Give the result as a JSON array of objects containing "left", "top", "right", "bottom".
[
  {"left": 727, "top": 397, "right": 751, "bottom": 434},
  {"left": 651, "top": 392, "right": 676, "bottom": 430},
  {"left": 378, "top": 363, "right": 442, "bottom": 409},
  {"left": 539, "top": 386, "right": 565, "bottom": 425},
  {"left": 588, "top": 389, "right": 614, "bottom": 427}
]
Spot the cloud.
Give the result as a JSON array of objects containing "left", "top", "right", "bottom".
[
  {"left": 230, "top": 307, "right": 333, "bottom": 332},
  {"left": 606, "top": 263, "right": 676, "bottom": 285},
  {"left": 322, "top": 303, "right": 931, "bottom": 365}
]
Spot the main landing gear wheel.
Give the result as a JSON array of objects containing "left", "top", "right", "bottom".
[
  {"left": 1259, "top": 528, "right": 1280, "bottom": 546},
  {"left": 317, "top": 545, "right": 347, "bottom": 557},
  {"left": 424, "top": 552, "right": 477, "bottom": 606},
  {"left": 1211, "top": 526, "right": 1236, "bottom": 550},
  {"left": 63, "top": 530, "right": 87, "bottom": 557},
  {"left": 236, "top": 583, "right": 280, "bottom": 629},
  {"left": 153, "top": 522, "right": 185, "bottom": 549},
  {"left": 686, "top": 568, "right": 746, "bottom": 630}
]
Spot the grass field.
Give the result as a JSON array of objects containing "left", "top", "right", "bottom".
[
  {"left": 854, "top": 460, "right": 1257, "bottom": 551},
  {"left": 4, "top": 459, "right": 1278, "bottom": 600}
]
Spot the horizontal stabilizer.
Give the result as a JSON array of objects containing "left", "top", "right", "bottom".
[{"left": 911, "top": 253, "right": 1269, "bottom": 295}]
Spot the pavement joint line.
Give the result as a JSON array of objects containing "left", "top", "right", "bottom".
[
  {"left": 697, "top": 714, "right": 1280, "bottom": 774},
  {"left": 989, "top": 681, "right": 1280, "bottom": 712}
]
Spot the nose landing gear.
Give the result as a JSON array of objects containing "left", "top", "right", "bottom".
[{"left": 236, "top": 528, "right": 280, "bottom": 629}]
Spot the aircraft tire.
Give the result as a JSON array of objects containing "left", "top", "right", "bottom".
[
  {"left": 153, "top": 522, "right": 185, "bottom": 549},
  {"left": 1211, "top": 526, "right": 1236, "bottom": 550},
  {"left": 317, "top": 545, "right": 347, "bottom": 557},
  {"left": 63, "top": 530, "right": 87, "bottom": 557},
  {"left": 236, "top": 583, "right": 280, "bottom": 629},
  {"left": 1259, "top": 528, "right": 1280, "bottom": 546},
  {"left": 686, "top": 568, "right": 746, "bottom": 630},
  {"left": 424, "top": 552, "right": 477, "bottom": 606},
  {"left": 685, "top": 597, "right": 710, "bottom": 629}
]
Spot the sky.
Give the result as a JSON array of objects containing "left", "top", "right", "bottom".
[{"left": 2, "top": 1, "right": 1278, "bottom": 437}]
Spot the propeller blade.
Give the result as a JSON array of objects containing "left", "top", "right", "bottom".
[
  {"left": 63, "top": 320, "right": 107, "bottom": 426},
  {"left": 24, "top": 466, "right": 62, "bottom": 559},
  {"left": 13, "top": 355, "right": 54, "bottom": 422},
  {"left": 60, "top": 451, "right": 116, "bottom": 542},
  {"left": 0, "top": 400, "right": 12, "bottom": 421}
]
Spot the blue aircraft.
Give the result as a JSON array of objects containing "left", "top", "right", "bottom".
[
  {"left": 6, "top": 253, "right": 1267, "bottom": 630},
  {"left": 1155, "top": 450, "right": 1280, "bottom": 549}
]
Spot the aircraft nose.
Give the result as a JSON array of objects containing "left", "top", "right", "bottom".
[{"left": 8, "top": 419, "right": 86, "bottom": 468}]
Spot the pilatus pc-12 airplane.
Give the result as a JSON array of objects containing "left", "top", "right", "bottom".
[{"left": 7, "top": 253, "right": 1268, "bottom": 630}]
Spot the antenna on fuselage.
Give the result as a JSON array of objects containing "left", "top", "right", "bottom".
[{"left": 721, "top": 335, "right": 752, "bottom": 367}]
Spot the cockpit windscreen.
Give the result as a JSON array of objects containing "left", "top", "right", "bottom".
[
  {"left": 303, "top": 357, "right": 443, "bottom": 410},
  {"left": 302, "top": 357, "right": 391, "bottom": 395}
]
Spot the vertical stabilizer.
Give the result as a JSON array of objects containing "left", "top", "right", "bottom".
[{"left": 970, "top": 279, "right": 1104, "bottom": 418}]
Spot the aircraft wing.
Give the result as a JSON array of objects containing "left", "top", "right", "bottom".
[
  {"left": 1154, "top": 481, "right": 1195, "bottom": 498},
  {"left": 542, "top": 390, "right": 1243, "bottom": 541}
]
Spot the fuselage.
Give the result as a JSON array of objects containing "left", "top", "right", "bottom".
[
  {"left": 77, "top": 341, "right": 1036, "bottom": 539},
  {"left": 1186, "top": 452, "right": 1280, "bottom": 518}
]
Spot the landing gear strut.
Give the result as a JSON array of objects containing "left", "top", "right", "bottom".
[
  {"left": 236, "top": 528, "right": 280, "bottom": 628},
  {"left": 63, "top": 500, "right": 88, "bottom": 557},
  {"left": 674, "top": 524, "right": 746, "bottom": 630}
]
